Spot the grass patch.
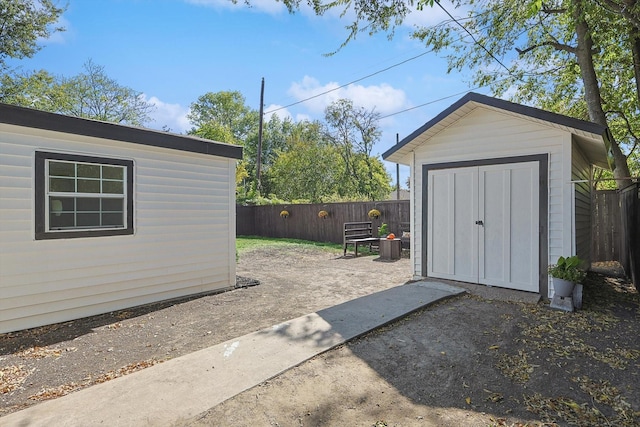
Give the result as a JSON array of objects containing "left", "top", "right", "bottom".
[{"left": 237, "top": 236, "right": 342, "bottom": 254}]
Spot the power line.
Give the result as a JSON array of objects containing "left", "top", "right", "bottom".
[
  {"left": 379, "top": 86, "right": 486, "bottom": 120},
  {"left": 263, "top": 3, "right": 514, "bottom": 121},
  {"left": 264, "top": 49, "right": 435, "bottom": 115},
  {"left": 434, "top": 0, "right": 514, "bottom": 77}
]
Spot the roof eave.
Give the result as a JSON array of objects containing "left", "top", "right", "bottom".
[
  {"left": 0, "top": 103, "right": 243, "bottom": 160},
  {"left": 383, "top": 92, "right": 611, "bottom": 168}
]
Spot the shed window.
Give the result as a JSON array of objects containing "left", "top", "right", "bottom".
[{"left": 35, "top": 152, "right": 134, "bottom": 240}]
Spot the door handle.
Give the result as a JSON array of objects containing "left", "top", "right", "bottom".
[{"left": 475, "top": 220, "right": 484, "bottom": 226}]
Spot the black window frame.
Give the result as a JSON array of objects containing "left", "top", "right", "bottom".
[{"left": 35, "top": 151, "right": 134, "bottom": 240}]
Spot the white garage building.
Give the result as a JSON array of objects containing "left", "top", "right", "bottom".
[
  {"left": 383, "top": 93, "right": 611, "bottom": 297},
  {"left": 0, "top": 103, "right": 242, "bottom": 333}
]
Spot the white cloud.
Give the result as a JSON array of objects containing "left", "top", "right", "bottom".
[
  {"left": 184, "top": 0, "right": 285, "bottom": 14},
  {"left": 39, "top": 16, "right": 71, "bottom": 45},
  {"left": 263, "top": 104, "right": 292, "bottom": 122},
  {"left": 287, "top": 75, "right": 408, "bottom": 116},
  {"left": 143, "top": 95, "right": 191, "bottom": 134},
  {"left": 402, "top": 0, "right": 464, "bottom": 28}
]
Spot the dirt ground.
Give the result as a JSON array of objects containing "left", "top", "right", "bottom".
[{"left": 1, "top": 245, "right": 639, "bottom": 427}]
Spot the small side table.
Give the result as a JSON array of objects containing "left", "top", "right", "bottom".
[{"left": 379, "top": 238, "right": 402, "bottom": 260}]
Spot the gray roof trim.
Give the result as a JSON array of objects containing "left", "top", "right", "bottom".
[
  {"left": 0, "top": 102, "right": 243, "bottom": 160},
  {"left": 382, "top": 92, "right": 608, "bottom": 160}
]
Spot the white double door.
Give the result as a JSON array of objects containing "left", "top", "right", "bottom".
[{"left": 427, "top": 162, "right": 539, "bottom": 292}]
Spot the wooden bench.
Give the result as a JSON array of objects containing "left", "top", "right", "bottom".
[{"left": 343, "top": 221, "right": 379, "bottom": 256}]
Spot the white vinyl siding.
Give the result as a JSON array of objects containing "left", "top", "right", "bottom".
[
  {"left": 410, "top": 108, "right": 573, "bottom": 296},
  {"left": 571, "top": 139, "right": 593, "bottom": 265},
  {"left": 0, "top": 124, "right": 236, "bottom": 333},
  {"left": 388, "top": 96, "right": 608, "bottom": 296}
]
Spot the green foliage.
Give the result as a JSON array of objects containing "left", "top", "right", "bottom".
[
  {"left": 56, "top": 60, "right": 155, "bottom": 125},
  {"left": 191, "top": 121, "right": 237, "bottom": 144},
  {"left": 378, "top": 223, "right": 389, "bottom": 236},
  {"left": 549, "top": 256, "right": 587, "bottom": 283},
  {"left": 271, "top": 0, "right": 639, "bottom": 184},
  {"left": 0, "top": 69, "right": 61, "bottom": 110},
  {"left": 188, "top": 92, "right": 393, "bottom": 202},
  {"left": 411, "top": 0, "right": 636, "bottom": 182},
  {"left": 0, "top": 0, "right": 66, "bottom": 68},
  {"left": 1, "top": 60, "right": 155, "bottom": 126},
  {"left": 323, "top": 99, "right": 392, "bottom": 200},
  {"left": 268, "top": 122, "right": 343, "bottom": 203},
  {"left": 188, "top": 91, "right": 258, "bottom": 142},
  {"left": 237, "top": 193, "right": 291, "bottom": 206}
]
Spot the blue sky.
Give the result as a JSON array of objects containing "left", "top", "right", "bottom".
[{"left": 8, "top": 0, "right": 486, "bottom": 185}]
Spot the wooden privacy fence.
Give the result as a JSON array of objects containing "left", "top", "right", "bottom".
[
  {"left": 592, "top": 190, "right": 624, "bottom": 261},
  {"left": 591, "top": 183, "right": 639, "bottom": 288},
  {"left": 237, "top": 200, "right": 409, "bottom": 245},
  {"left": 237, "top": 186, "right": 639, "bottom": 286}
]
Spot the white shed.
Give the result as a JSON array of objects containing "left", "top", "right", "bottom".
[
  {"left": 0, "top": 103, "right": 242, "bottom": 333},
  {"left": 383, "top": 93, "right": 611, "bottom": 297}
]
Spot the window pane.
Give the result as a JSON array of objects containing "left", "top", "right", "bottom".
[
  {"left": 102, "top": 213, "right": 124, "bottom": 227},
  {"left": 77, "top": 179, "right": 100, "bottom": 193},
  {"left": 102, "top": 166, "right": 123, "bottom": 180},
  {"left": 49, "top": 161, "right": 75, "bottom": 177},
  {"left": 103, "top": 181, "right": 124, "bottom": 194},
  {"left": 76, "top": 197, "right": 100, "bottom": 211},
  {"left": 102, "top": 198, "right": 124, "bottom": 211},
  {"left": 50, "top": 177, "right": 75, "bottom": 192},
  {"left": 50, "top": 197, "right": 75, "bottom": 213},
  {"left": 50, "top": 213, "right": 75, "bottom": 229},
  {"left": 77, "top": 213, "right": 100, "bottom": 227},
  {"left": 77, "top": 163, "right": 100, "bottom": 178}
]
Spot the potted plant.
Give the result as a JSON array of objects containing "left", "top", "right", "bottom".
[
  {"left": 378, "top": 223, "right": 389, "bottom": 238},
  {"left": 368, "top": 209, "right": 381, "bottom": 219},
  {"left": 548, "top": 256, "right": 586, "bottom": 297}
]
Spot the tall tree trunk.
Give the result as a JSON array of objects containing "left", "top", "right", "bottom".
[{"left": 573, "top": 0, "right": 631, "bottom": 187}]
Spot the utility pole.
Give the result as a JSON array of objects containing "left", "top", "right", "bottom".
[
  {"left": 396, "top": 133, "right": 400, "bottom": 200},
  {"left": 256, "top": 77, "right": 265, "bottom": 193}
]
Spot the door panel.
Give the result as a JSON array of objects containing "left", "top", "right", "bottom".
[
  {"left": 479, "top": 167, "right": 509, "bottom": 284},
  {"left": 427, "top": 162, "right": 539, "bottom": 293},
  {"left": 427, "top": 167, "right": 477, "bottom": 282}
]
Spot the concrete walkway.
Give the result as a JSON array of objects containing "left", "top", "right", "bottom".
[{"left": 2, "top": 281, "right": 465, "bottom": 427}]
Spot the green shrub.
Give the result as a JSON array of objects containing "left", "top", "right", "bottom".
[{"left": 548, "top": 256, "right": 586, "bottom": 283}]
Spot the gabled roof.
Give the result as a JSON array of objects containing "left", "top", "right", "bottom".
[
  {"left": 0, "top": 102, "right": 243, "bottom": 160},
  {"left": 383, "top": 92, "right": 612, "bottom": 169}
]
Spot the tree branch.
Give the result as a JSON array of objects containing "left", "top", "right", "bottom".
[
  {"left": 516, "top": 41, "right": 576, "bottom": 55},
  {"left": 596, "top": 0, "right": 640, "bottom": 28},
  {"left": 541, "top": 6, "right": 567, "bottom": 14}
]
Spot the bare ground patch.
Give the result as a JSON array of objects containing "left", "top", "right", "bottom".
[{"left": 1, "top": 246, "right": 638, "bottom": 427}]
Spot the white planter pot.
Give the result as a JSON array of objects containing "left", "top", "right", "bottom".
[{"left": 552, "top": 278, "right": 575, "bottom": 297}]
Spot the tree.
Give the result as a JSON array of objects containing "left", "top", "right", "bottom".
[
  {"left": 0, "top": 0, "right": 66, "bottom": 70},
  {"left": 324, "top": 99, "right": 391, "bottom": 200},
  {"left": 259, "top": 0, "right": 638, "bottom": 187},
  {"left": 414, "top": 0, "right": 635, "bottom": 186},
  {"left": 55, "top": 59, "right": 155, "bottom": 126},
  {"left": 0, "top": 69, "right": 61, "bottom": 110},
  {"left": 187, "top": 91, "right": 259, "bottom": 143},
  {"left": 1, "top": 60, "right": 155, "bottom": 126},
  {"left": 269, "top": 121, "right": 342, "bottom": 202}
]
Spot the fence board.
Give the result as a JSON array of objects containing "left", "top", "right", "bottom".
[
  {"left": 591, "top": 190, "right": 622, "bottom": 262},
  {"left": 236, "top": 201, "right": 410, "bottom": 245},
  {"left": 619, "top": 183, "right": 639, "bottom": 288},
  {"left": 237, "top": 189, "right": 637, "bottom": 288}
]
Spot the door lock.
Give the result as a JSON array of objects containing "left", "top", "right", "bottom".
[{"left": 475, "top": 220, "right": 484, "bottom": 226}]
